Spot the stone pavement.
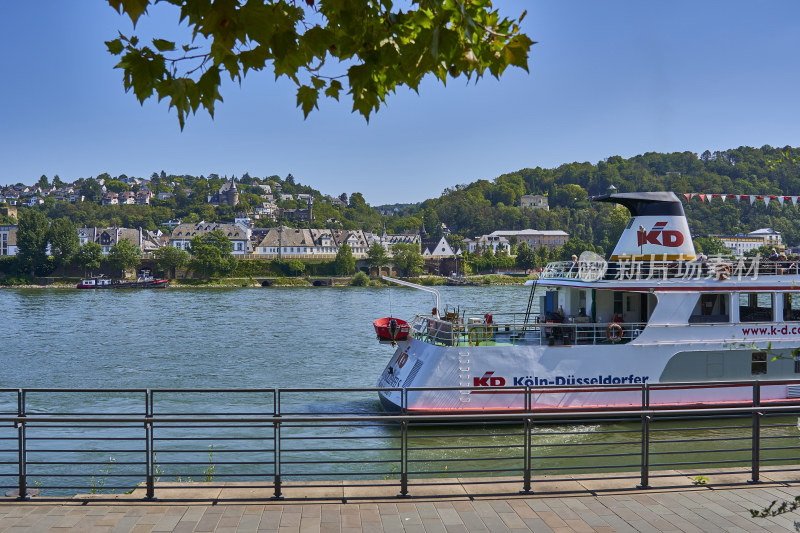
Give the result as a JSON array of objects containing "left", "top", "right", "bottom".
[{"left": 2, "top": 469, "right": 800, "bottom": 532}]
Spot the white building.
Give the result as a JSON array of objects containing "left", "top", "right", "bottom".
[
  {"left": 422, "top": 236, "right": 459, "bottom": 257},
  {"left": 0, "top": 225, "right": 18, "bottom": 256},
  {"left": 170, "top": 221, "right": 252, "bottom": 254},
  {"left": 714, "top": 235, "right": 764, "bottom": 257},
  {"left": 466, "top": 229, "right": 570, "bottom": 253},
  {"left": 748, "top": 228, "right": 782, "bottom": 248},
  {"left": 520, "top": 194, "right": 549, "bottom": 210}
]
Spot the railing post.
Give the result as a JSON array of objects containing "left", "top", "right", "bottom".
[
  {"left": 398, "top": 389, "right": 409, "bottom": 497},
  {"left": 398, "top": 418, "right": 409, "bottom": 497},
  {"left": 273, "top": 388, "right": 283, "bottom": 499},
  {"left": 638, "top": 384, "right": 651, "bottom": 489},
  {"left": 144, "top": 389, "right": 156, "bottom": 500},
  {"left": 521, "top": 416, "right": 532, "bottom": 494},
  {"left": 16, "top": 389, "right": 28, "bottom": 501},
  {"left": 749, "top": 382, "right": 761, "bottom": 484}
]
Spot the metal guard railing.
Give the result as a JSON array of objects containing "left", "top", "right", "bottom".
[
  {"left": 411, "top": 315, "right": 646, "bottom": 346},
  {"left": 1, "top": 383, "right": 800, "bottom": 500}
]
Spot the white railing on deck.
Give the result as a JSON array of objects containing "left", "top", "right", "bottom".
[{"left": 410, "top": 314, "right": 646, "bottom": 347}]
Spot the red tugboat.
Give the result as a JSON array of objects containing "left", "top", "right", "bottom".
[{"left": 373, "top": 317, "right": 410, "bottom": 342}]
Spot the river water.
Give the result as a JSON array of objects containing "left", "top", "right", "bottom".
[
  {"left": 0, "top": 285, "right": 527, "bottom": 390},
  {"left": 1, "top": 286, "right": 796, "bottom": 494}
]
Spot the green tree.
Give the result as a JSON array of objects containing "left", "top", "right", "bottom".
[
  {"left": 367, "top": 242, "right": 389, "bottom": 270},
  {"left": 515, "top": 241, "right": 535, "bottom": 270},
  {"left": 392, "top": 242, "right": 424, "bottom": 277},
  {"left": 693, "top": 236, "right": 732, "bottom": 257},
  {"left": 535, "top": 245, "right": 551, "bottom": 267},
  {"left": 287, "top": 259, "right": 306, "bottom": 276},
  {"left": 423, "top": 208, "right": 442, "bottom": 240},
  {"left": 153, "top": 245, "right": 190, "bottom": 278},
  {"left": 104, "top": 179, "right": 130, "bottom": 193},
  {"left": 108, "top": 238, "right": 142, "bottom": 277},
  {"left": 189, "top": 229, "right": 236, "bottom": 277},
  {"left": 559, "top": 238, "right": 594, "bottom": 261},
  {"left": 105, "top": 0, "right": 533, "bottom": 127},
  {"left": 76, "top": 242, "right": 103, "bottom": 276},
  {"left": 81, "top": 179, "right": 103, "bottom": 202},
  {"left": 16, "top": 210, "right": 50, "bottom": 275},
  {"left": 36, "top": 175, "right": 50, "bottom": 189},
  {"left": 48, "top": 218, "right": 80, "bottom": 268},
  {"left": 333, "top": 243, "right": 356, "bottom": 276}
]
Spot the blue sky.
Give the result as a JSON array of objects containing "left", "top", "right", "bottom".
[{"left": 2, "top": 2, "right": 800, "bottom": 205}]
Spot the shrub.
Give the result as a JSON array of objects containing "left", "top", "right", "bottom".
[{"left": 350, "top": 271, "right": 370, "bottom": 286}]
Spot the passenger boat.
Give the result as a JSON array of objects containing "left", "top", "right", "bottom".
[
  {"left": 373, "top": 317, "right": 411, "bottom": 342},
  {"left": 377, "top": 192, "right": 800, "bottom": 412},
  {"left": 77, "top": 269, "right": 169, "bottom": 289}
]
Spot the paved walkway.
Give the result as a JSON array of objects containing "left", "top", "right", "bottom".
[{"left": 2, "top": 470, "right": 800, "bottom": 532}]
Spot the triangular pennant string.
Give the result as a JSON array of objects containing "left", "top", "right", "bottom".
[{"left": 698, "top": 194, "right": 706, "bottom": 202}]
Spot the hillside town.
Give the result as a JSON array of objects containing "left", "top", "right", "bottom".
[
  {"left": 0, "top": 176, "right": 569, "bottom": 271},
  {"left": 1, "top": 169, "right": 797, "bottom": 281}
]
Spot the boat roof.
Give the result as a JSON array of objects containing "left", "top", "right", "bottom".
[
  {"left": 593, "top": 191, "right": 684, "bottom": 216},
  {"left": 537, "top": 258, "right": 800, "bottom": 292}
]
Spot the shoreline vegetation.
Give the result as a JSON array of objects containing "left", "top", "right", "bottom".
[{"left": 1, "top": 273, "right": 536, "bottom": 289}]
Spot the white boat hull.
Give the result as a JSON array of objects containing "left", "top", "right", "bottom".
[{"left": 377, "top": 331, "right": 800, "bottom": 412}]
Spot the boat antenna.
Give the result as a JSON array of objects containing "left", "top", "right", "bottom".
[{"left": 382, "top": 276, "right": 440, "bottom": 318}]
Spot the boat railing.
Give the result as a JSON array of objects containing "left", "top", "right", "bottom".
[
  {"left": 410, "top": 314, "right": 647, "bottom": 346},
  {"left": 540, "top": 258, "right": 800, "bottom": 281}
]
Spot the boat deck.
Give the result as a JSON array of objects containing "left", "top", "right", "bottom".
[{"left": 414, "top": 316, "right": 646, "bottom": 346}]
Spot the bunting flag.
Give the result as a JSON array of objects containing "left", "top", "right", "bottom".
[{"left": 677, "top": 192, "right": 800, "bottom": 206}]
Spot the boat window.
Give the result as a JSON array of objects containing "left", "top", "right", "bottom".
[
  {"left": 739, "top": 293, "right": 773, "bottom": 322},
  {"left": 613, "top": 292, "right": 623, "bottom": 315},
  {"left": 689, "top": 294, "right": 729, "bottom": 323},
  {"left": 784, "top": 293, "right": 800, "bottom": 321},
  {"left": 751, "top": 352, "right": 767, "bottom": 375}
]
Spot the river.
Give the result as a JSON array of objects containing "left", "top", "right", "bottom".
[
  {"left": 0, "top": 285, "right": 529, "bottom": 390},
  {"left": 0, "top": 285, "right": 796, "bottom": 495}
]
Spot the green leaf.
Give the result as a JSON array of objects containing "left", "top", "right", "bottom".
[
  {"left": 197, "top": 66, "right": 223, "bottom": 117},
  {"left": 152, "top": 39, "right": 176, "bottom": 52},
  {"left": 324, "top": 79, "right": 342, "bottom": 101},
  {"left": 311, "top": 76, "right": 325, "bottom": 91},
  {"left": 296, "top": 85, "right": 319, "bottom": 118},
  {"left": 105, "top": 39, "right": 124, "bottom": 55},
  {"left": 108, "top": 0, "right": 151, "bottom": 27}
]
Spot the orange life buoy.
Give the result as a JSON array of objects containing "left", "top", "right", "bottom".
[
  {"left": 484, "top": 313, "right": 493, "bottom": 324},
  {"left": 606, "top": 323, "right": 623, "bottom": 343},
  {"left": 432, "top": 307, "right": 438, "bottom": 316}
]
